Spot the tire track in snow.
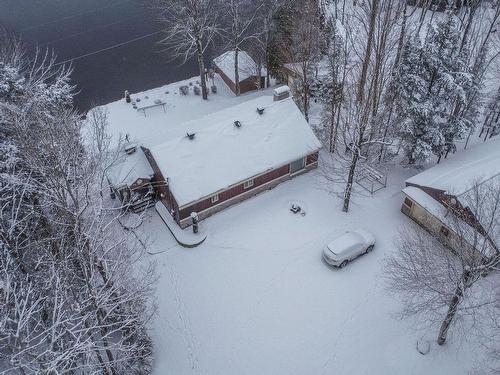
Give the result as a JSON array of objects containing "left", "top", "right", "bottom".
[{"left": 167, "top": 262, "right": 201, "bottom": 374}]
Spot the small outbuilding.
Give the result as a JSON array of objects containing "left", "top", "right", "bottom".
[
  {"left": 401, "top": 137, "right": 500, "bottom": 255},
  {"left": 213, "top": 50, "right": 265, "bottom": 95},
  {"left": 147, "top": 89, "right": 321, "bottom": 228}
]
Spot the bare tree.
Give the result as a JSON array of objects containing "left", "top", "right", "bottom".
[
  {"left": 219, "top": 0, "right": 263, "bottom": 96},
  {"left": 253, "top": 0, "right": 283, "bottom": 88},
  {"left": 1, "top": 33, "right": 156, "bottom": 374},
  {"left": 385, "top": 179, "right": 500, "bottom": 347},
  {"left": 152, "top": 0, "right": 221, "bottom": 100},
  {"left": 281, "top": 0, "right": 322, "bottom": 121}
]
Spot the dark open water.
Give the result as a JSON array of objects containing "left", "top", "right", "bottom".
[{"left": 0, "top": 0, "right": 198, "bottom": 111}]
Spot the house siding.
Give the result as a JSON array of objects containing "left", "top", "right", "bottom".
[
  {"left": 215, "top": 66, "right": 261, "bottom": 95},
  {"left": 179, "top": 164, "right": 290, "bottom": 221},
  {"left": 306, "top": 151, "right": 319, "bottom": 165},
  {"left": 401, "top": 191, "right": 493, "bottom": 258},
  {"left": 176, "top": 151, "right": 319, "bottom": 228},
  {"left": 401, "top": 196, "right": 472, "bottom": 254},
  {"left": 405, "top": 182, "right": 489, "bottom": 237}
]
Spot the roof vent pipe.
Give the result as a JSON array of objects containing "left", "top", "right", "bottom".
[{"left": 234, "top": 120, "right": 242, "bottom": 128}]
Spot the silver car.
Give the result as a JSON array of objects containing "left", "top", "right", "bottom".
[{"left": 322, "top": 229, "right": 375, "bottom": 268}]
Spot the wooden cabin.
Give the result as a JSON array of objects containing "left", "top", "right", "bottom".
[{"left": 213, "top": 50, "right": 265, "bottom": 95}]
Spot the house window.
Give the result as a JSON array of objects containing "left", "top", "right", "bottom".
[
  {"left": 211, "top": 194, "right": 219, "bottom": 204},
  {"left": 243, "top": 179, "right": 254, "bottom": 189},
  {"left": 290, "top": 157, "right": 306, "bottom": 174},
  {"left": 403, "top": 198, "right": 413, "bottom": 208},
  {"left": 440, "top": 226, "right": 449, "bottom": 237}
]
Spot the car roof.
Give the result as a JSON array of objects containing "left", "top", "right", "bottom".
[{"left": 327, "top": 232, "right": 364, "bottom": 255}]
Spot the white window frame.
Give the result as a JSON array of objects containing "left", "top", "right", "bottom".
[
  {"left": 243, "top": 179, "right": 254, "bottom": 190},
  {"left": 211, "top": 194, "right": 219, "bottom": 204},
  {"left": 403, "top": 197, "right": 413, "bottom": 209}
]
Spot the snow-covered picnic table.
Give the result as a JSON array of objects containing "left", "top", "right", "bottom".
[{"left": 133, "top": 96, "right": 167, "bottom": 116}]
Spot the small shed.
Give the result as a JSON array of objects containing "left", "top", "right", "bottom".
[
  {"left": 213, "top": 50, "right": 265, "bottom": 95},
  {"left": 107, "top": 144, "right": 155, "bottom": 212},
  {"left": 401, "top": 137, "right": 500, "bottom": 255}
]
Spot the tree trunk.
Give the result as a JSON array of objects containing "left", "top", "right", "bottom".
[
  {"left": 378, "top": 106, "right": 393, "bottom": 163},
  {"left": 342, "top": 150, "right": 359, "bottom": 212},
  {"left": 357, "top": 0, "right": 379, "bottom": 104},
  {"left": 265, "top": 43, "right": 270, "bottom": 88},
  {"left": 196, "top": 41, "right": 208, "bottom": 100},
  {"left": 234, "top": 48, "right": 240, "bottom": 96},
  {"left": 394, "top": 2, "right": 408, "bottom": 71},
  {"left": 459, "top": 1, "right": 478, "bottom": 52},
  {"left": 83, "top": 318, "right": 110, "bottom": 375},
  {"left": 329, "top": 100, "right": 340, "bottom": 153},
  {"left": 437, "top": 270, "right": 471, "bottom": 345}
]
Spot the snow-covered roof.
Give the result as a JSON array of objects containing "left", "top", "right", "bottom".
[
  {"left": 403, "top": 186, "right": 449, "bottom": 223},
  {"left": 214, "top": 50, "right": 259, "bottom": 82},
  {"left": 151, "top": 96, "right": 321, "bottom": 207},
  {"left": 273, "top": 85, "right": 291, "bottom": 95},
  {"left": 405, "top": 137, "right": 500, "bottom": 196},
  {"left": 107, "top": 146, "right": 154, "bottom": 189}
]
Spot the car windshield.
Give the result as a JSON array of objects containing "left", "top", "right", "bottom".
[{"left": 327, "top": 246, "right": 337, "bottom": 255}]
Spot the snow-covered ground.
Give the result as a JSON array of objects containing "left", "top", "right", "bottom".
[
  {"left": 138, "top": 169, "right": 486, "bottom": 374},
  {"left": 101, "top": 79, "right": 490, "bottom": 374}
]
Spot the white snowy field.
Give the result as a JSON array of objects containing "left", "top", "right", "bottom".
[{"left": 134, "top": 170, "right": 484, "bottom": 375}]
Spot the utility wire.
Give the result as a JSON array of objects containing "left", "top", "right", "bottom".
[
  {"left": 55, "top": 31, "right": 162, "bottom": 66},
  {"left": 40, "top": 13, "right": 144, "bottom": 47}
]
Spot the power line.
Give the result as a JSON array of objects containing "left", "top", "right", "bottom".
[
  {"left": 40, "top": 13, "right": 144, "bottom": 47},
  {"left": 20, "top": 0, "right": 134, "bottom": 32},
  {"left": 55, "top": 31, "right": 163, "bottom": 66}
]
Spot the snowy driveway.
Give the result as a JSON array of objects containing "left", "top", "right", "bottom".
[{"left": 141, "top": 171, "right": 480, "bottom": 375}]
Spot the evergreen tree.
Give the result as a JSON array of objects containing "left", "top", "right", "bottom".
[{"left": 394, "top": 14, "right": 472, "bottom": 165}]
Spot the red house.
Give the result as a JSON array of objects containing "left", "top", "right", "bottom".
[
  {"left": 213, "top": 50, "right": 265, "bottom": 95},
  {"left": 146, "top": 89, "right": 321, "bottom": 228}
]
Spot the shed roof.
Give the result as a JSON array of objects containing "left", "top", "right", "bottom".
[
  {"left": 151, "top": 96, "right": 321, "bottom": 207},
  {"left": 214, "top": 50, "right": 259, "bottom": 82},
  {"left": 405, "top": 137, "right": 500, "bottom": 196}
]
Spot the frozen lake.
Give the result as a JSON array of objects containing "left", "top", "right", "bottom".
[{"left": 0, "top": 0, "right": 198, "bottom": 111}]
